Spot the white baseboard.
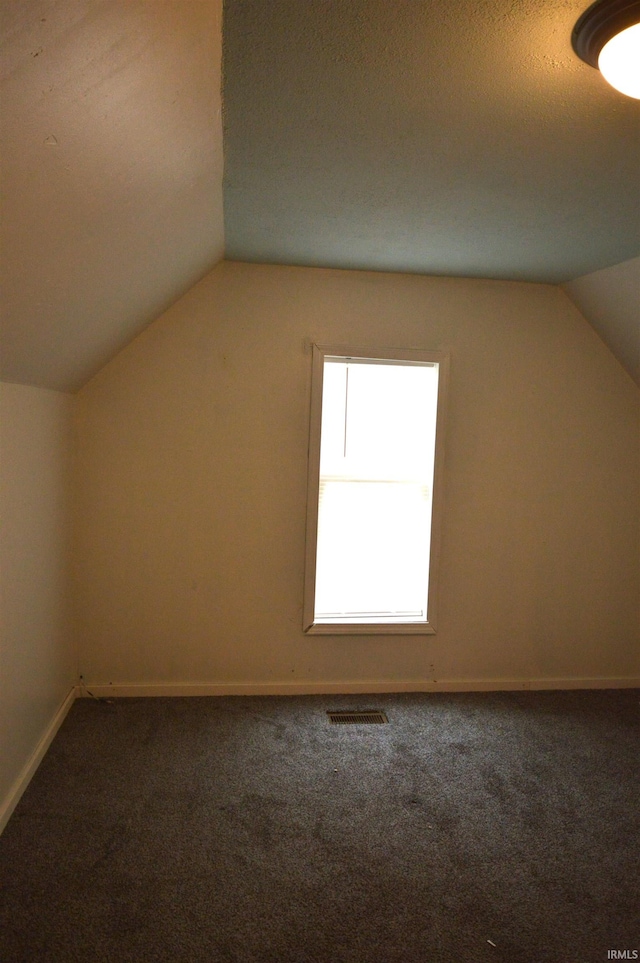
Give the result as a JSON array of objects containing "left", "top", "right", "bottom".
[
  {"left": 76, "top": 677, "right": 640, "bottom": 698},
  {"left": 0, "top": 686, "right": 77, "bottom": 836}
]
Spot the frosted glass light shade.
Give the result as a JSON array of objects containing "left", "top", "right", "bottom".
[{"left": 598, "top": 22, "right": 640, "bottom": 98}]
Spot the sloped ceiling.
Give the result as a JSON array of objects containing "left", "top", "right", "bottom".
[
  {"left": 0, "top": 0, "right": 638, "bottom": 392},
  {"left": 0, "top": 0, "right": 224, "bottom": 392},
  {"left": 563, "top": 255, "right": 640, "bottom": 385}
]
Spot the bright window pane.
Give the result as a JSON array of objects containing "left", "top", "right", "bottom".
[{"left": 313, "top": 358, "right": 439, "bottom": 624}]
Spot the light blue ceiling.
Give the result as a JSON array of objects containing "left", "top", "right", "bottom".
[{"left": 222, "top": 0, "right": 640, "bottom": 284}]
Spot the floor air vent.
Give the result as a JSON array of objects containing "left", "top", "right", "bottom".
[{"left": 327, "top": 711, "right": 388, "bottom": 725}]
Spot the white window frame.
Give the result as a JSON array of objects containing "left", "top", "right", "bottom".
[{"left": 303, "top": 343, "right": 449, "bottom": 635}]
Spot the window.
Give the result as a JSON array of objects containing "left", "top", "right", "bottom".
[{"left": 303, "top": 344, "right": 448, "bottom": 634}]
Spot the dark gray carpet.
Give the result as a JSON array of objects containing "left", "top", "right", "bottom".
[{"left": 0, "top": 690, "right": 638, "bottom": 963}]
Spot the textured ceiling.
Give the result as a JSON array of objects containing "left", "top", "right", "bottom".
[
  {"left": 0, "top": 1, "right": 637, "bottom": 393},
  {"left": 223, "top": 0, "right": 640, "bottom": 283},
  {"left": 0, "top": 0, "right": 224, "bottom": 392}
]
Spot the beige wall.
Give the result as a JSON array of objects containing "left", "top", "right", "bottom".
[
  {"left": 75, "top": 261, "right": 640, "bottom": 688},
  {"left": 0, "top": 383, "right": 75, "bottom": 813}
]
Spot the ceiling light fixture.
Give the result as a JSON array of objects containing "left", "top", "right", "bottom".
[{"left": 572, "top": 0, "right": 640, "bottom": 98}]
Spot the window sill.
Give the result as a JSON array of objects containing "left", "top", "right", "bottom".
[{"left": 304, "top": 622, "right": 436, "bottom": 635}]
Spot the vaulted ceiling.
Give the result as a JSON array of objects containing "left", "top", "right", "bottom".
[
  {"left": 1, "top": 0, "right": 224, "bottom": 391},
  {"left": 1, "top": 0, "right": 638, "bottom": 391}
]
